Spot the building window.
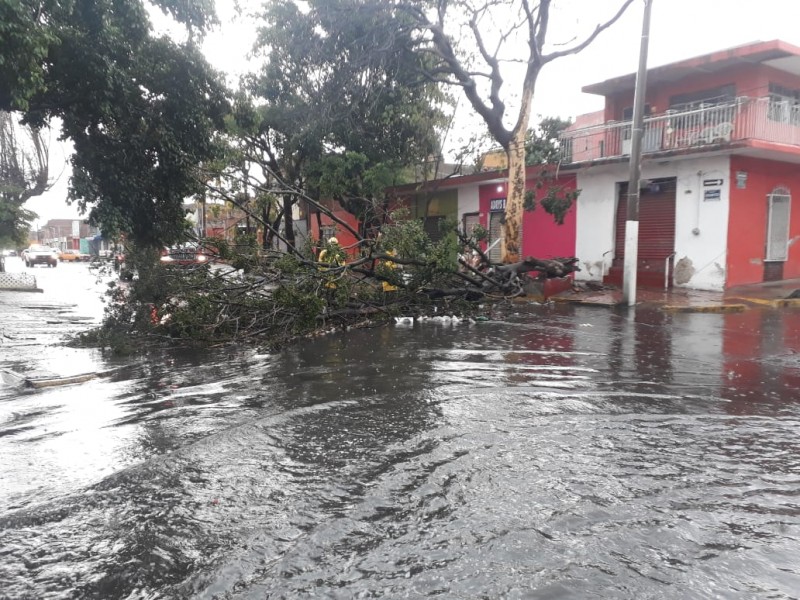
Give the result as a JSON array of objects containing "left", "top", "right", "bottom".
[
  {"left": 321, "top": 225, "right": 337, "bottom": 241},
  {"left": 423, "top": 215, "right": 447, "bottom": 243},
  {"left": 621, "top": 105, "right": 652, "bottom": 121},
  {"left": 767, "top": 83, "right": 800, "bottom": 125},
  {"left": 668, "top": 84, "right": 736, "bottom": 111},
  {"left": 462, "top": 212, "right": 480, "bottom": 238},
  {"left": 766, "top": 186, "right": 791, "bottom": 262}
]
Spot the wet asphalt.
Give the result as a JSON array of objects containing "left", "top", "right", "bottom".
[{"left": 1, "top": 257, "right": 800, "bottom": 598}]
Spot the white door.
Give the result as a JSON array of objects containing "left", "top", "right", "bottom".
[{"left": 766, "top": 188, "right": 791, "bottom": 262}]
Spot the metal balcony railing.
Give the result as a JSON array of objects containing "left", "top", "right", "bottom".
[{"left": 559, "top": 97, "right": 800, "bottom": 163}]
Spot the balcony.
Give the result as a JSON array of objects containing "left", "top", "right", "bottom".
[{"left": 560, "top": 97, "right": 800, "bottom": 164}]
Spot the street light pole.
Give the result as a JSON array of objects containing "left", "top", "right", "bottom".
[{"left": 622, "top": 0, "right": 654, "bottom": 306}]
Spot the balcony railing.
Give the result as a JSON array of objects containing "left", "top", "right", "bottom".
[{"left": 560, "top": 97, "right": 800, "bottom": 164}]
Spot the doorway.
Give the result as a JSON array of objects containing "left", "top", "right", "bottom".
[
  {"left": 607, "top": 177, "right": 677, "bottom": 288},
  {"left": 764, "top": 186, "right": 791, "bottom": 281}
]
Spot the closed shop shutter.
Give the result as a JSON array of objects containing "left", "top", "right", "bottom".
[
  {"left": 489, "top": 212, "right": 503, "bottom": 262},
  {"left": 614, "top": 178, "right": 677, "bottom": 286}
]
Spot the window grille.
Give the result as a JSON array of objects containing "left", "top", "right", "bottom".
[
  {"left": 668, "top": 84, "right": 735, "bottom": 111},
  {"left": 767, "top": 83, "right": 800, "bottom": 125},
  {"left": 321, "top": 225, "right": 337, "bottom": 241}
]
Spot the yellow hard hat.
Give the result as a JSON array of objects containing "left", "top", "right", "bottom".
[{"left": 328, "top": 237, "right": 339, "bottom": 244}]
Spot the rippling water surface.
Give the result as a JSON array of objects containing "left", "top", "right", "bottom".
[{"left": 2, "top": 274, "right": 800, "bottom": 599}]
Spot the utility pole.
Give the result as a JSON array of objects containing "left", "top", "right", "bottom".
[{"left": 622, "top": 0, "right": 654, "bottom": 306}]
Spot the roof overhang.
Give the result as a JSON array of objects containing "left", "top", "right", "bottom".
[
  {"left": 583, "top": 40, "right": 800, "bottom": 96},
  {"left": 391, "top": 164, "right": 578, "bottom": 195}
]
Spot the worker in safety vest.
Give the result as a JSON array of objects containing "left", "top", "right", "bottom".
[
  {"left": 318, "top": 237, "right": 345, "bottom": 288},
  {"left": 381, "top": 249, "right": 399, "bottom": 292}
]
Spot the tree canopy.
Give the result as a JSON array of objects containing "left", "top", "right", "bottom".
[
  {"left": 206, "top": 0, "right": 448, "bottom": 251},
  {"left": 526, "top": 116, "right": 572, "bottom": 166},
  {"left": 0, "top": 0, "right": 228, "bottom": 247},
  {"left": 385, "top": 0, "right": 634, "bottom": 262},
  {"left": 0, "top": 111, "right": 50, "bottom": 250}
]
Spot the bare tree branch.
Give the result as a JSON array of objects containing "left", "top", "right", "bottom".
[{"left": 541, "top": 0, "right": 636, "bottom": 63}]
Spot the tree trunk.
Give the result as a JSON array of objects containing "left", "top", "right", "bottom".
[
  {"left": 201, "top": 196, "right": 207, "bottom": 237},
  {"left": 261, "top": 203, "right": 269, "bottom": 250},
  {"left": 501, "top": 133, "right": 526, "bottom": 263},
  {"left": 282, "top": 195, "right": 295, "bottom": 250},
  {"left": 315, "top": 210, "right": 323, "bottom": 240}
]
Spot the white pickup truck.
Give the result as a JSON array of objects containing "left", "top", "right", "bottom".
[{"left": 23, "top": 244, "right": 58, "bottom": 268}]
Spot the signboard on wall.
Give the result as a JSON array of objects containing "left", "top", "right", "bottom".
[
  {"left": 490, "top": 197, "right": 506, "bottom": 212},
  {"left": 704, "top": 189, "right": 721, "bottom": 201}
]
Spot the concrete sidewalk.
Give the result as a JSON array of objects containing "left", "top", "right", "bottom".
[{"left": 549, "top": 278, "right": 800, "bottom": 313}]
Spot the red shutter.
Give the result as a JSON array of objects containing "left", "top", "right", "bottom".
[{"left": 613, "top": 178, "right": 676, "bottom": 287}]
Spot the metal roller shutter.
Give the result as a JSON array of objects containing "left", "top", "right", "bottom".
[
  {"left": 613, "top": 177, "right": 677, "bottom": 287},
  {"left": 489, "top": 212, "right": 503, "bottom": 262}
]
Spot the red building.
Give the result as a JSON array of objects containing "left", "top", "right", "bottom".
[
  {"left": 308, "top": 199, "right": 363, "bottom": 257},
  {"left": 309, "top": 41, "right": 800, "bottom": 290},
  {"left": 562, "top": 40, "right": 800, "bottom": 290},
  {"left": 389, "top": 165, "right": 577, "bottom": 264}
]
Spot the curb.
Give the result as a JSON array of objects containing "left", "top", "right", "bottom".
[
  {"left": 726, "top": 296, "right": 800, "bottom": 308},
  {"left": 662, "top": 303, "right": 747, "bottom": 313},
  {"left": 550, "top": 296, "right": 620, "bottom": 307},
  {"left": 0, "top": 286, "right": 44, "bottom": 293},
  {"left": 546, "top": 294, "right": 799, "bottom": 312}
]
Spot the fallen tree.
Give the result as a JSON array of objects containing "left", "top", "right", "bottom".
[{"left": 79, "top": 220, "right": 579, "bottom": 353}]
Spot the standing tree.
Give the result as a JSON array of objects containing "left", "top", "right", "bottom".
[
  {"left": 219, "top": 0, "right": 446, "bottom": 253},
  {"left": 0, "top": 111, "right": 51, "bottom": 257},
  {"left": 394, "top": 0, "right": 634, "bottom": 262},
  {"left": 525, "top": 116, "right": 572, "bottom": 166},
  {"left": 0, "top": 0, "right": 227, "bottom": 248}
]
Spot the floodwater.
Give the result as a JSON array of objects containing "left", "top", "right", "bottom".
[{"left": 1, "top": 258, "right": 800, "bottom": 599}]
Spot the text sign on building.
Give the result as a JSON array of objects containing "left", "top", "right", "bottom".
[
  {"left": 703, "top": 178, "right": 723, "bottom": 187},
  {"left": 490, "top": 197, "right": 506, "bottom": 212},
  {"left": 704, "top": 189, "right": 721, "bottom": 201}
]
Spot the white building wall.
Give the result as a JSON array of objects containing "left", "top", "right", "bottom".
[
  {"left": 457, "top": 184, "right": 480, "bottom": 219},
  {"left": 574, "top": 170, "right": 619, "bottom": 281},
  {"left": 575, "top": 155, "right": 731, "bottom": 291}
]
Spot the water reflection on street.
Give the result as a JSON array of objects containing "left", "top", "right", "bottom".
[{"left": 1, "top": 260, "right": 799, "bottom": 598}]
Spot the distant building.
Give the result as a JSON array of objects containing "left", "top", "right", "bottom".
[
  {"left": 39, "top": 219, "right": 98, "bottom": 250},
  {"left": 480, "top": 148, "right": 508, "bottom": 170}
]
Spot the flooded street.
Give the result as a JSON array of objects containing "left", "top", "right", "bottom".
[{"left": 2, "top": 258, "right": 800, "bottom": 598}]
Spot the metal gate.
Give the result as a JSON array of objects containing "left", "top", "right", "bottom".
[
  {"left": 610, "top": 177, "right": 677, "bottom": 288},
  {"left": 488, "top": 211, "right": 503, "bottom": 262}
]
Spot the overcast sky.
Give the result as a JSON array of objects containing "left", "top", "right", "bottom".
[{"left": 27, "top": 0, "right": 800, "bottom": 223}]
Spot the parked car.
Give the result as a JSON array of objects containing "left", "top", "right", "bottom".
[
  {"left": 59, "top": 248, "right": 81, "bottom": 262},
  {"left": 159, "top": 244, "right": 210, "bottom": 267},
  {"left": 24, "top": 244, "right": 58, "bottom": 268}
]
